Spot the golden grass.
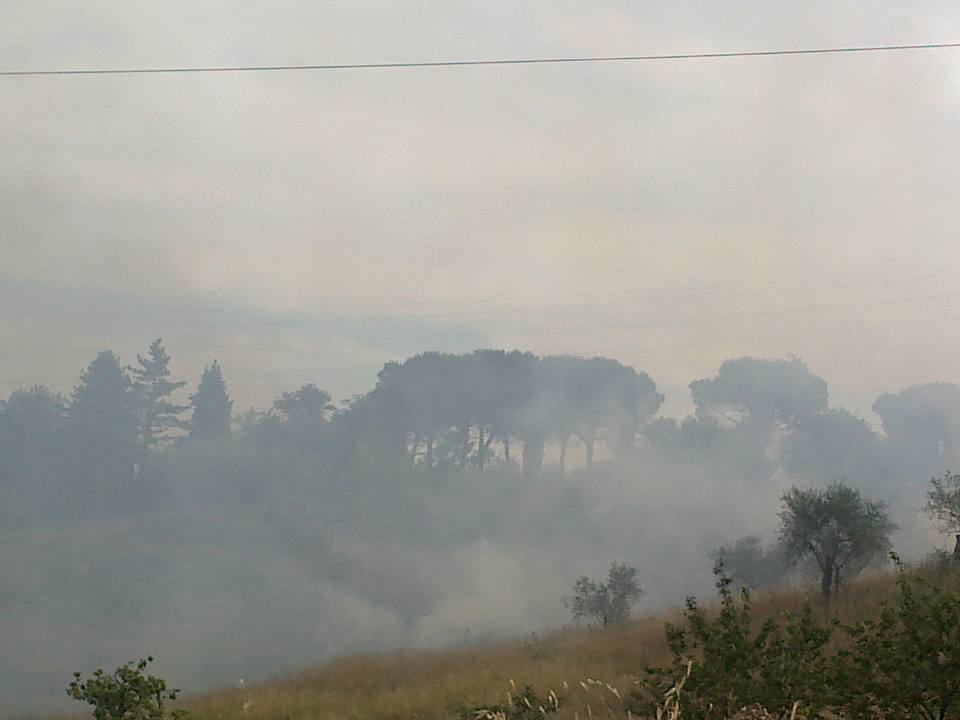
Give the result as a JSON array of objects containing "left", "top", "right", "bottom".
[{"left": 174, "top": 569, "right": 917, "bottom": 720}]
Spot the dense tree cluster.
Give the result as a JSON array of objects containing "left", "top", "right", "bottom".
[
  {"left": 0, "top": 344, "right": 237, "bottom": 520},
  {"left": 365, "top": 350, "right": 663, "bottom": 475},
  {"left": 4, "top": 347, "right": 960, "bottom": 530}
]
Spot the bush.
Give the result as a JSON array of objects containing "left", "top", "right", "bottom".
[
  {"left": 565, "top": 562, "right": 642, "bottom": 627},
  {"left": 630, "top": 556, "right": 960, "bottom": 719},
  {"left": 630, "top": 560, "right": 833, "bottom": 719},
  {"left": 837, "top": 553, "right": 960, "bottom": 720},
  {"left": 66, "top": 657, "right": 187, "bottom": 720}
]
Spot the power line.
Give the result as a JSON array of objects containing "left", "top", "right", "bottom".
[
  {"left": 2, "top": 41, "right": 959, "bottom": 77},
  {"left": 0, "top": 311, "right": 946, "bottom": 393},
  {"left": 1, "top": 288, "right": 958, "bottom": 363},
  {"left": 3, "top": 263, "right": 958, "bottom": 325}
]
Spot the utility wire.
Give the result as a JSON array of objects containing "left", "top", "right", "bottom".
[
  {"left": 2, "top": 41, "right": 959, "bottom": 77},
  {"left": 2, "top": 264, "right": 957, "bottom": 322},
  {"left": 11, "top": 285, "right": 960, "bottom": 336},
  {"left": 1, "top": 289, "right": 957, "bottom": 362},
  {"left": 0, "top": 312, "right": 943, "bottom": 390}
]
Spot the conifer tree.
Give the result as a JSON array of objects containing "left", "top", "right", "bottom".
[
  {"left": 69, "top": 351, "right": 139, "bottom": 485},
  {"left": 189, "top": 360, "right": 233, "bottom": 440},
  {"left": 130, "top": 338, "right": 188, "bottom": 456}
]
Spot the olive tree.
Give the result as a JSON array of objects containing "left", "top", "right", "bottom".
[
  {"left": 925, "top": 471, "right": 960, "bottom": 558},
  {"left": 779, "top": 483, "right": 894, "bottom": 603},
  {"left": 566, "top": 562, "right": 643, "bottom": 627}
]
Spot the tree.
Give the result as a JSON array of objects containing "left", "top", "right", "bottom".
[
  {"left": 360, "top": 350, "right": 661, "bottom": 476},
  {"left": 67, "top": 656, "right": 187, "bottom": 720},
  {"left": 130, "top": 339, "right": 188, "bottom": 457},
  {"left": 778, "top": 483, "right": 895, "bottom": 603},
  {"left": 69, "top": 351, "right": 140, "bottom": 490},
  {"left": 271, "top": 383, "right": 335, "bottom": 452},
  {"left": 689, "top": 358, "right": 829, "bottom": 475},
  {"left": 0, "top": 386, "right": 68, "bottom": 519},
  {"left": 188, "top": 361, "right": 232, "bottom": 440},
  {"left": 540, "top": 356, "right": 662, "bottom": 467},
  {"left": 690, "top": 357, "right": 828, "bottom": 430},
  {"left": 873, "top": 382, "right": 960, "bottom": 480},
  {"left": 566, "top": 562, "right": 642, "bottom": 627},
  {"left": 781, "top": 409, "right": 887, "bottom": 490},
  {"left": 924, "top": 471, "right": 960, "bottom": 557},
  {"left": 712, "top": 536, "right": 787, "bottom": 590}
]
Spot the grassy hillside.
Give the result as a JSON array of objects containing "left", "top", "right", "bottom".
[{"left": 145, "top": 569, "right": 917, "bottom": 720}]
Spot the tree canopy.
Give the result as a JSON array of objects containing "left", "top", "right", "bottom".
[
  {"left": 188, "top": 361, "right": 232, "bottom": 441},
  {"left": 130, "top": 338, "right": 188, "bottom": 455},
  {"left": 874, "top": 383, "right": 960, "bottom": 479},
  {"left": 924, "top": 471, "right": 960, "bottom": 537},
  {"left": 779, "top": 483, "right": 895, "bottom": 602},
  {"left": 366, "top": 350, "right": 662, "bottom": 475},
  {"left": 566, "top": 562, "right": 643, "bottom": 627},
  {"left": 690, "top": 357, "right": 828, "bottom": 428},
  {"left": 68, "top": 351, "right": 139, "bottom": 493}
]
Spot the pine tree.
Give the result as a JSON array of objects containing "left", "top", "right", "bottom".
[
  {"left": 69, "top": 351, "right": 139, "bottom": 487},
  {"left": 189, "top": 360, "right": 233, "bottom": 440},
  {"left": 130, "top": 338, "right": 188, "bottom": 456}
]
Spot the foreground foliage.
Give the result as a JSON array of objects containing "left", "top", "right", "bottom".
[
  {"left": 629, "top": 561, "right": 832, "bottom": 719},
  {"left": 839, "top": 555, "right": 960, "bottom": 720},
  {"left": 67, "top": 657, "right": 187, "bottom": 720},
  {"left": 463, "top": 557, "right": 960, "bottom": 719}
]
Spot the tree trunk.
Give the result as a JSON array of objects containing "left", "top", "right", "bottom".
[
  {"left": 478, "top": 427, "right": 486, "bottom": 470},
  {"left": 522, "top": 433, "right": 545, "bottom": 477},
  {"left": 460, "top": 423, "right": 471, "bottom": 468},
  {"left": 426, "top": 436, "right": 433, "bottom": 468},
  {"left": 953, "top": 534, "right": 960, "bottom": 561},
  {"left": 503, "top": 434, "right": 510, "bottom": 463},
  {"left": 410, "top": 434, "right": 421, "bottom": 465},
  {"left": 820, "top": 556, "right": 835, "bottom": 603},
  {"left": 480, "top": 429, "right": 495, "bottom": 470}
]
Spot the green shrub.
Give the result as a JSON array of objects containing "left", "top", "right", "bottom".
[
  {"left": 66, "top": 657, "right": 187, "bottom": 720},
  {"left": 630, "top": 560, "right": 832, "bottom": 719},
  {"left": 837, "top": 553, "right": 960, "bottom": 720},
  {"left": 565, "top": 562, "right": 643, "bottom": 627}
]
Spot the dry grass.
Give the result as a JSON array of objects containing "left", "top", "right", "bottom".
[{"left": 174, "top": 569, "right": 914, "bottom": 720}]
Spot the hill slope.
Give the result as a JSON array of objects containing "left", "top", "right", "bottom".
[{"left": 171, "top": 568, "right": 918, "bottom": 720}]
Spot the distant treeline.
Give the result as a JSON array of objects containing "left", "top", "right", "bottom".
[{"left": 2, "top": 342, "right": 960, "bottom": 521}]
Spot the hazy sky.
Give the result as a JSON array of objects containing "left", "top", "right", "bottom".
[{"left": 3, "top": 2, "right": 960, "bottom": 419}]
